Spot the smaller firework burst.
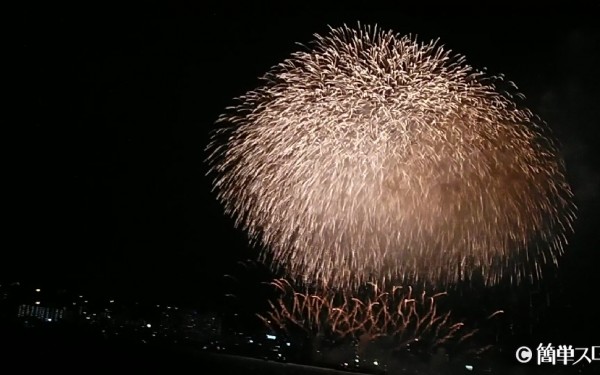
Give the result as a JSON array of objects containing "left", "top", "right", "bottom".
[{"left": 257, "top": 279, "right": 492, "bottom": 357}]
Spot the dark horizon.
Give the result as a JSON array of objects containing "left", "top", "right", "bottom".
[{"left": 10, "top": 4, "right": 600, "bottom": 354}]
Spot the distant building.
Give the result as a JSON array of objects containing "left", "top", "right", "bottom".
[
  {"left": 17, "top": 304, "right": 65, "bottom": 322},
  {"left": 197, "top": 312, "right": 222, "bottom": 339}
]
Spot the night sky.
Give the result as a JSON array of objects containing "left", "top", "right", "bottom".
[{"left": 12, "top": 1, "right": 600, "bottom": 334}]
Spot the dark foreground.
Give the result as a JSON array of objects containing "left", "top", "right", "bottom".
[
  {"left": 2, "top": 325, "right": 366, "bottom": 373},
  {"left": 2, "top": 326, "right": 595, "bottom": 374},
  {"left": 3, "top": 327, "right": 374, "bottom": 375}
]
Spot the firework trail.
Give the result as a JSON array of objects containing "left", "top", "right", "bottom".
[
  {"left": 207, "top": 24, "right": 576, "bottom": 289},
  {"left": 257, "top": 279, "right": 492, "bottom": 354}
]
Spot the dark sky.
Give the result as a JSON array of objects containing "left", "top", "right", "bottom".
[{"left": 11, "top": 1, "right": 600, "bottom": 319}]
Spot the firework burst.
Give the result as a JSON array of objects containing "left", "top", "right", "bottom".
[
  {"left": 257, "top": 279, "right": 491, "bottom": 355},
  {"left": 207, "top": 24, "right": 576, "bottom": 289}
]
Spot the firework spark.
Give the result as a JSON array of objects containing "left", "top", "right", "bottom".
[
  {"left": 207, "top": 24, "right": 576, "bottom": 289},
  {"left": 257, "top": 279, "right": 487, "bottom": 354}
]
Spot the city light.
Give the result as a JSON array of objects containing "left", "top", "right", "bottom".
[
  {"left": 4, "top": 281, "right": 491, "bottom": 370},
  {"left": 35, "top": 288, "right": 41, "bottom": 292}
]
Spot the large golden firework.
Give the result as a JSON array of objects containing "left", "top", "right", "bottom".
[{"left": 207, "top": 24, "right": 575, "bottom": 289}]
